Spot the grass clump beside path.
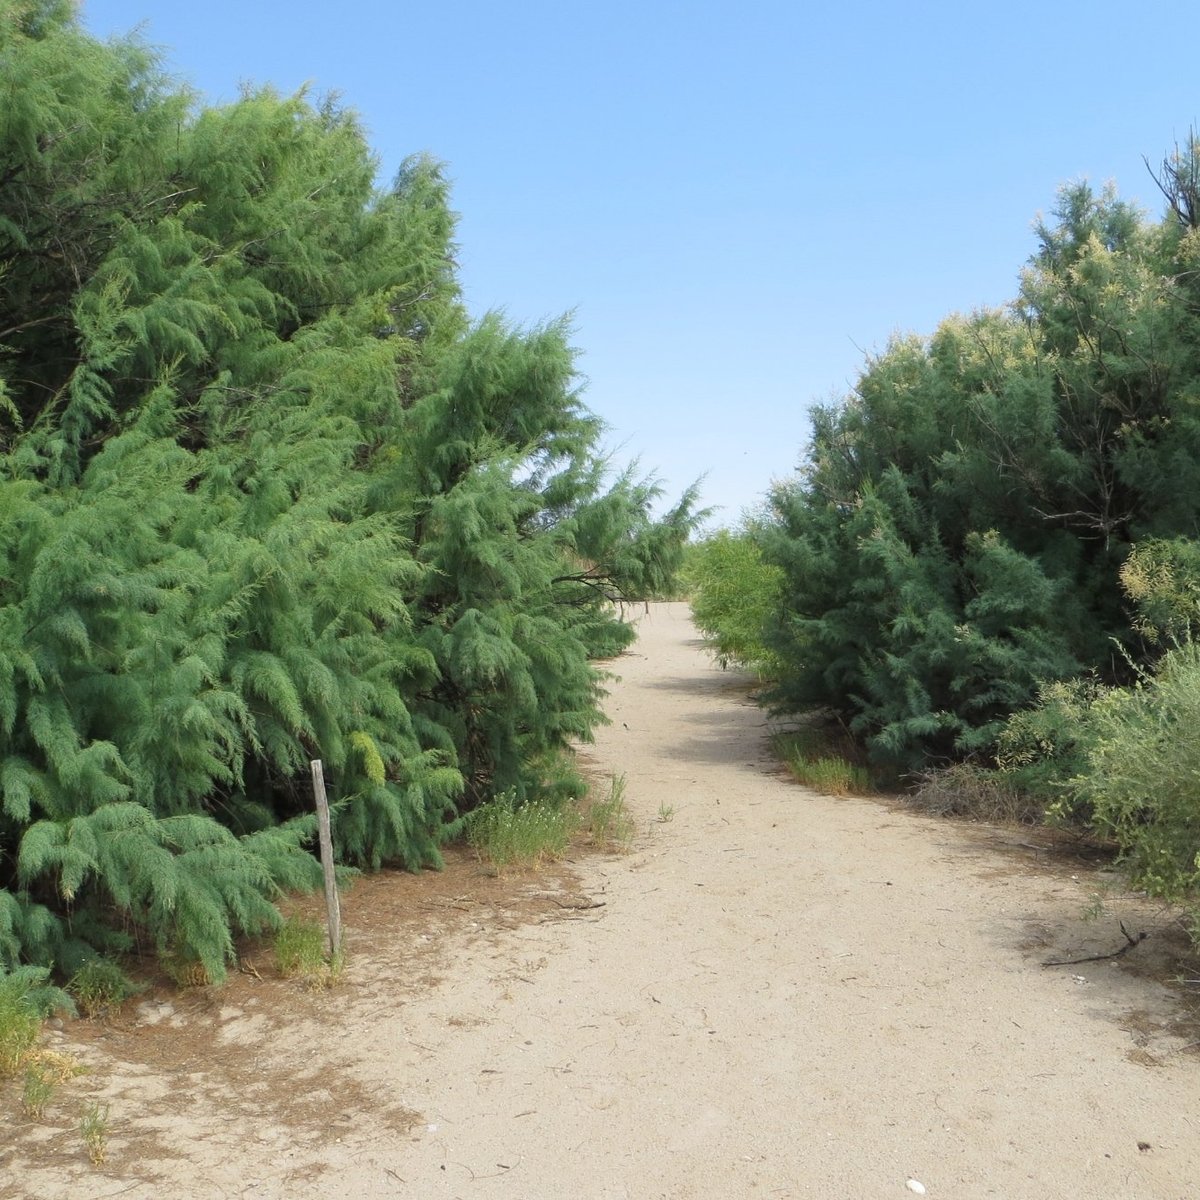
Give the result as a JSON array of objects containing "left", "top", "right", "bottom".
[
  {"left": 2, "top": 971, "right": 86, "bottom": 1128},
  {"left": 586, "top": 774, "right": 637, "bottom": 851},
  {"left": 67, "top": 960, "right": 137, "bottom": 1020},
  {"left": 466, "top": 791, "right": 580, "bottom": 872},
  {"left": 274, "top": 915, "right": 345, "bottom": 990},
  {"left": 0, "top": 976, "right": 43, "bottom": 1078},
  {"left": 773, "top": 729, "right": 872, "bottom": 797},
  {"left": 467, "top": 772, "right": 640, "bottom": 871}
]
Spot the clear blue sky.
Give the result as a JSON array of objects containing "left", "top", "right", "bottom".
[{"left": 80, "top": 0, "right": 1196, "bottom": 527}]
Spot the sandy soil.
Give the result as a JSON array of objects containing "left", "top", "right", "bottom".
[{"left": 5, "top": 602, "right": 1198, "bottom": 1200}]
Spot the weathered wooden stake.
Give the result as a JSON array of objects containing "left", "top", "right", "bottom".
[{"left": 310, "top": 759, "right": 342, "bottom": 958}]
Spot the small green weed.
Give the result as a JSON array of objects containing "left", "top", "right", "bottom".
[
  {"left": 588, "top": 774, "right": 636, "bottom": 851},
  {"left": 68, "top": 960, "right": 136, "bottom": 1019},
  {"left": 80, "top": 1100, "right": 109, "bottom": 1165},
  {"left": 467, "top": 791, "right": 579, "bottom": 871},
  {"left": 22, "top": 1061, "right": 55, "bottom": 1118},
  {"left": 1082, "top": 890, "right": 1111, "bottom": 922},
  {"left": 274, "top": 916, "right": 344, "bottom": 989},
  {"left": 657, "top": 800, "right": 675, "bottom": 823}
]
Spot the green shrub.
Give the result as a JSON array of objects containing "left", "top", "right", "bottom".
[
  {"left": 1120, "top": 538, "right": 1200, "bottom": 646},
  {"left": 0, "top": 6, "right": 700, "bottom": 980},
  {"left": 1063, "top": 641, "right": 1200, "bottom": 920},
  {"left": 757, "top": 169, "right": 1200, "bottom": 771},
  {"left": 996, "top": 677, "right": 1107, "bottom": 811}
]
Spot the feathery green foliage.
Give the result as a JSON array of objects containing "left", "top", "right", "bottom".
[
  {"left": 0, "top": 4, "right": 699, "bottom": 982},
  {"left": 761, "top": 157, "right": 1200, "bottom": 771},
  {"left": 743, "top": 133, "right": 1200, "bottom": 939},
  {"left": 685, "top": 528, "right": 784, "bottom": 674},
  {"left": 1061, "top": 644, "right": 1200, "bottom": 919}
]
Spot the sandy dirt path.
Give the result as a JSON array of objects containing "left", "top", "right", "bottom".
[{"left": 8, "top": 602, "right": 1198, "bottom": 1199}]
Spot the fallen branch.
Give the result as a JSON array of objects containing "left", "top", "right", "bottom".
[{"left": 1042, "top": 922, "right": 1148, "bottom": 967}]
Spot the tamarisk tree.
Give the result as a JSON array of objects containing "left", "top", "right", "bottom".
[
  {"left": 0, "top": 1, "right": 697, "bottom": 982},
  {"left": 761, "top": 158, "right": 1200, "bottom": 771}
]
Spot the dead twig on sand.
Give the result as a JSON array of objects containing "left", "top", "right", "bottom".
[
  {"left": 547, "top": 896, "right": 606, "bottom": 910},
  {"left": 1042, "top": 922, "right": 1148, "bottom": 967}
]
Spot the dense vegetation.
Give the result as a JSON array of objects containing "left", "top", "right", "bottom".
[
  {"left": 764, "top": 171, "right": 1200, "bottom": 769},
  {"left": 690, "top": 141, "right": 1200, "bottom": 928},
  {"left": 0, "top": 1, "right": 696, "bottom": 987}
]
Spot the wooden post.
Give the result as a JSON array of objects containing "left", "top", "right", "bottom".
[{"left": 310, "top": 759, "right": 342, "bottom": 958}]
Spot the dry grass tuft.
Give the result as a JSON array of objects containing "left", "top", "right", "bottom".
[{"left": 904, "top": 763, "right": 1045, "bottom": 826}]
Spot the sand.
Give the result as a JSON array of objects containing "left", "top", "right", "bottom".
[{"left": 5, "top": 602, "right": 1197, "bottom": 1200}]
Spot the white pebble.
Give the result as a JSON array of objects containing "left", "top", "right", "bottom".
[{"left": 906, "top": 1181, "right": 926, "bottom": 1196}]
